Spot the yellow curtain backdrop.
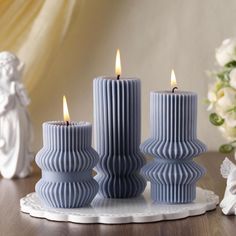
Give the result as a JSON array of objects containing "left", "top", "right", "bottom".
[{"left": 0, "top": 0, "right": 78, "bottom": 92}]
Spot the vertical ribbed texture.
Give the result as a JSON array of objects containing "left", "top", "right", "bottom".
[
  {"left": 140, "top": 92, "right": 207, "bottom": 203},
  {"left": 35, "top": 121, "right": 99, "bottom": 208},
  {"left": 93, "top": 77, "right": 146, "bottom": 198}
]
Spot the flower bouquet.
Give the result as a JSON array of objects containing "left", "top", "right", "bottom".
[{"left": 207, "top": 38, "right": 236, "bottom": 154}]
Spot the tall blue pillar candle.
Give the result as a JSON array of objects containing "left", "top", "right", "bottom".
[
  {"left": 93, "top": 77, "right": 146, "bottom": 198},
  {"left": 35, "top": 121, "right": 99, "bottom": 208},
  {"left": 140, "top": 91, "right": 207, "bottom": 203}
]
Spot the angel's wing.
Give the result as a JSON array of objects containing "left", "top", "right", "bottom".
[{"left": 220, "top": 158, "right": 236, "bottom": 178}]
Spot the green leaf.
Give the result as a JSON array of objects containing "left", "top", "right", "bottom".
[
  {"left": 217, "top": 72, "right": 225, "bottom": 80},
  {"left": 219, "top": 144, "right": 234, "bottom": 153},
  {"left": 227, "top": 106, "right": 236, "bottom": 113},
  {"left": 209, "top": 113, "right": 224, "bottom": 126},
  {"left": 225, "top": 61, "right": 236, "bottom": 68},
  {"left": 216, "top": 71, "right": 230, "bottom": 82}
]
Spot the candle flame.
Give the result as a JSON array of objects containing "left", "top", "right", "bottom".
[
  {"left": 63, "top": 95, "right": 70, "bottom": 122},
  {"left": 115, "top": 49, "right": 121, "bottom": 76},
  {"left": 171, "top": 69, "right": 177, "bottom": 89}
]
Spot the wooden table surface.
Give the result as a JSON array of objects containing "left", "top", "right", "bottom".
[{"left": 1, "top": 152, "right": 236, "bottom": 236}]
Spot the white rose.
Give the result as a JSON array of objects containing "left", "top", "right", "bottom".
[
  {"left": 215, "top": 87, "right": 236, "bottom": 128},
  {"left": 230, "top": 68, "right": 236, "bottom": 89},
  {"left": 216, "top": 87, "right": 236, "bottom": 112},
  {"left": 216, "top": 38, "right": 236, "bottom": 66}
]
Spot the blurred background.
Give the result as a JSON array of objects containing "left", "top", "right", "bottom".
[{"left": 2, "top": 0, "right": 235, "bottom": 151}]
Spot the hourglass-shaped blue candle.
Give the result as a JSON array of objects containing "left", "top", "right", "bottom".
[
  {"left": 140, "top": 71, "right": 207, "bottom": 203},
  {"left": 35, "top": 97, "right": 99, "bottom": 208}
]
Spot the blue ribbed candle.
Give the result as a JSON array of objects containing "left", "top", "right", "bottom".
[
  {"left": 140, "top": 91, "right": 207, "bottom": 203},
  {"left": 93, "top": 77, "right": 146, "bottom": 198},
  {"left": 35, "top": 121, "right": 99, "bottom": 208}
]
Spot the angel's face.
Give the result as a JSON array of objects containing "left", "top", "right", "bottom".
[{"left": 0, "top": 64, "right": 16, "bottom": 82}]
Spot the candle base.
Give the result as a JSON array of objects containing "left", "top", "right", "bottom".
[
  {"left": 36, "top": 178, "right": 98, "bottom": 208},
  {"left": 21, "top": 183, "right": 219, "bottom": 224},
  {"left": 150, "top": 183, "right": 196, "bottom": 204},
  {"left": 140, "top": 139, "right": 207, "bottom": 203},
  {"left": 95, "top": 171, "right": 146, "bottom": 198},
  {"left": 142, "top": 160, "right": 205, "bottom": 203}
]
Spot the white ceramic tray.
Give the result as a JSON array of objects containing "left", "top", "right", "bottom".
[{"left": 20, "top": 183, "right": 219, "bottom": 224}]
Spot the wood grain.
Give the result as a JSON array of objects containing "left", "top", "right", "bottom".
[{"left": 0, "top": 152, "right": 235, "bottom": 236}]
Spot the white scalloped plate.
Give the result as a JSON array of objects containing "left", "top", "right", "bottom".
[{"left": 20, "top": 183, "right": 219, "bottom": 224}]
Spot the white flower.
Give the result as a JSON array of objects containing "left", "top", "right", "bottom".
[
  {"left": 215, "top": 87, "right": 236, "bottom": 128},
  {"left": 216, "top": 38, "right": 236, "bottom": 66},
  {"left": 219, "top": 125, "right": 236, "bottom": 141},
  {"left": 225, "top": 113, "right": 236, "bottom": 127},
  {"left": 216, "top": 87, "right": 236, "bottom": 116},
  {"left": 207, "top": 84, "right": 217, "bottom": 110},
  {"left": 229, "top": 68, "right": 236, "bottom": 89}
]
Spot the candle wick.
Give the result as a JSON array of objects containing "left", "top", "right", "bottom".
[
  {"left": 66, "top": 121, "right": 69, "bottom": 126},
  {"left": 117, "top": 74, "right": 120, "bottom": 80},
  {"left": 171, "top": 87, "right": 178, "bottom": 93}
]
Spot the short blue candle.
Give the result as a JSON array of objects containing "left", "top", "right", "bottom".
[
  {"left": 35, "top": 121, "right": 99, "bottom": 208},
  {"left": 93, "top": 77, "right": 146, "bottom": 198},
  {"left": 140, "top": 91, "right": 207, "bottom": 203}
]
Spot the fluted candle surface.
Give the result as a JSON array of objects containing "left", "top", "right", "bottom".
[
  {"left": 93, "top": 77, "right": 146, "bottom": 198},
  {"left": 35, "top": 121, "right": 99, "bottom": 208},
  {"left": 140, "top": 91, "right": 207, "bottom": 203}
]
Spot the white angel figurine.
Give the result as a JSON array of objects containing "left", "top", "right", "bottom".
[
  {"left": 220, "top": 157, "right": 236, "bottom": 215},
  {"left": 0, "top": 51, "right": 33, "bottom": 179}
]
